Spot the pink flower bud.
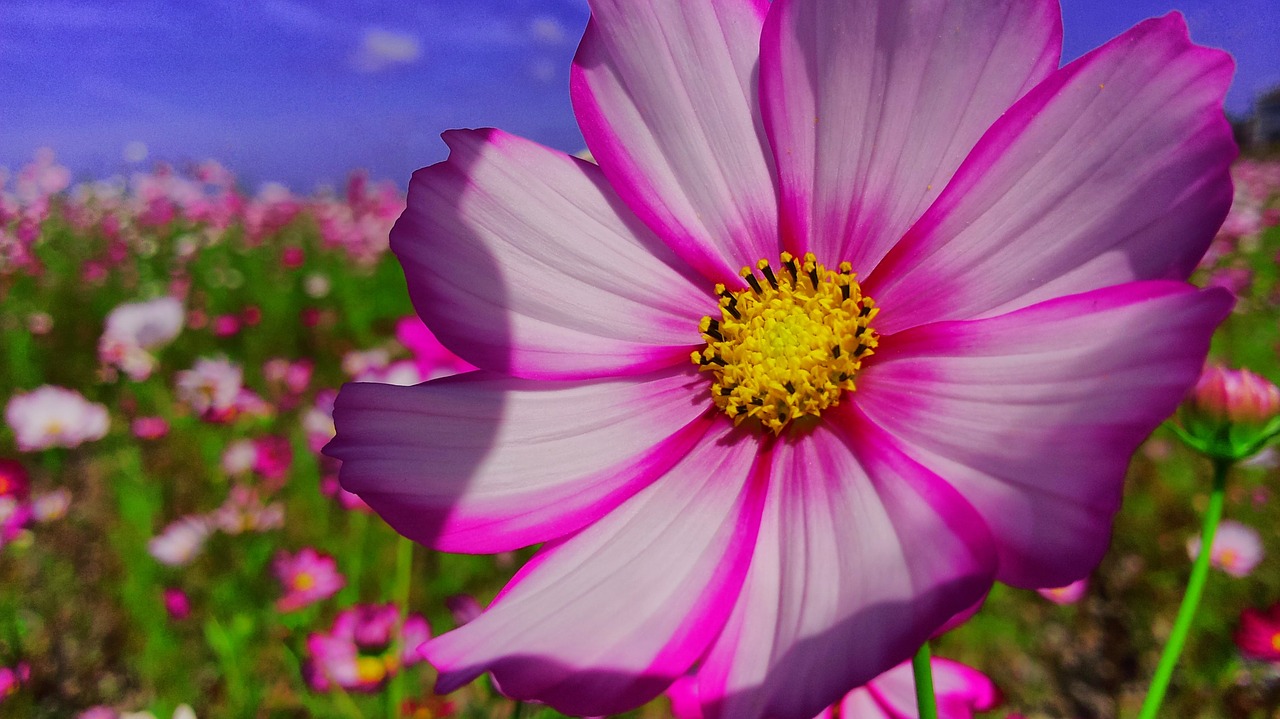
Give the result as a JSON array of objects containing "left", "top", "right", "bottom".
[{"left": 1187, "top": 364, "right": 1280, "bottom": 426}]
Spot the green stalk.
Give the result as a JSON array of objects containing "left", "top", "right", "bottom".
[
  {"left": 386, "top": 535, "right": 415, "bottom": 719},
  {"left": 1137, "top": 458, "right": 1231, "bottom": 719},
  {"left": 912, "top": 642, "right": 939, "bottom": 719}
]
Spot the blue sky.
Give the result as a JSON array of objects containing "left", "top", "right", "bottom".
[{"left": 1, "top": 0, "right": 1276, "bottom": 190}]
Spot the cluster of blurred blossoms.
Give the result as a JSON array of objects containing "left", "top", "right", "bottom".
[
  {"left": 0, "top": 459, "right": 70, "bottom": 552},
  {"left": 0, "top": 148, "right": 476, "bottom": 713},
  {"left": 1, "top": 151, "right": 402, "bottom": 279}
]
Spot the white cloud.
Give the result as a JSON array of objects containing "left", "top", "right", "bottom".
[
  {"left": 529, "top": 16, "right": 566, "bottom": 45},
  {"left": 351, "top": 28, "right": 422, "bottom": 73}
]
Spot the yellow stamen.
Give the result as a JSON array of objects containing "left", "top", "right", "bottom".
[
  {"left": 1272, "top": 631, "right": 1280, "bottom": 653},
  {"left": 355, "top": 656, "right": 388, "bottom": 683},
  {"left": 293, "top": 572, "right": 316, "bottom": 591},
  {"left": 692, "top": 252, "right": 879, "bottom": 434}
]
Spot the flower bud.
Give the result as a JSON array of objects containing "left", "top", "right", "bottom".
[{"left": 1179, "top": 364, "right": 1280, "bottom": 461}]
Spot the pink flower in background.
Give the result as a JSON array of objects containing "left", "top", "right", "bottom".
[
  {"left": 1236, "top": 603, "right": 1280, "bottom": 662},
  {"left": 221, "top": 439, "right": 256, "bottom": 476},
  {"left": 1038, "top": 578, "right": 1089, "bottom": 605},
  {"left": 274, "top": 547, "right": 345, "bottom": 612},
  {"left": 148, "top": 516, "right": 213, "bottom": 566},
  {"left": 131, "top": 417, "right": 170, "bottom": 440},
  {"left": 1187, "top": 520, "right": 1264, "bottom": 578},
  {"left": 77, "top": 707, "right": 118, "bottom": 719},
  {"left": 445, "top": 595, "right": 484, "bottom": 627},
  {"left": 281, "top": 245, "right": 305, "bottom": 269},
  {"left": 320, "top": 473, "right": 372, "bottom": 513},
  {"left": 327, "top": 0, "right": 1235, "bottom": 715},
  {"left": 209, "top": 485, "right": 284, "bottom": 534},
  {"left": 211, "top": 314, "right": 241, "bottom": 338},
  {"left": 98, "top": 296, "right": 184, "bottom": 381},
  {"left": 0, "top": 662, "right": 30, "bottom": 700},
  {"left": 0, "top": 497, "right": 32, "bottom": 547},
  {"left": 396, "top": 316, "right": 476, "bottom": 380},
  {"left": 263, "top": 358, "right": 313, "bottom": 395},
  {"left": 341, "top": 349, "right": 391, "bottom": 378},
  {"left": 5, "top": 386, "right": 109, "bottom": 451},
  {"left": 303, "top": 391, "right": 338, "bottom": 454},
  {"left": 251, "top": 435, "right": 293, "bottom": 485},
  {"left": 0, "top": 460, "right": 30, "bottom": 501},
  {"left": 175, "top": 357, "right": 243, "bottom": 418},
  {"left": 305, "top": 605, "right": 431, "bottom": 692},
  {"left": 356, "top": 360, "right": 427, "bottom": 386},
  {"left": 670, "top": 656, "right": 999, "bottom": 719},
  {"left": 164, "top": 588, "right": 191, "bottom": 620},
  {"left": 30, "top": 488, "right": 71, "bottom": 522}
]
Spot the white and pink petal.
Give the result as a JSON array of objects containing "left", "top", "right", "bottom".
[
  {"left": 325, "top": 366, "right": 714, "bottom": 553},
  {"left": 572, "top": 0, "right": 779, "bottom": 283},
  {"left": 696, "top": 423, "right": 995, "bottom": 719},
  {"left": 760, "top": 0, "right": 1061, "bottom": 270},
  {"left": 855, "top": 282, "right": 1233, "bottom": 587},
  {"left": 422, "top": 421, "right": 768, "bottom": 716},
  {"left": 392, "top": 129, "right": 713, "bottom": 380},
  {"left": 867, "top": 14, "right": 1236, "bottom": 333}
]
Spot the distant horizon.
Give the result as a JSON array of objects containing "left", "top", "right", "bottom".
[{"left": 2, "top": 0, "right": 1277, "bottom": 192}]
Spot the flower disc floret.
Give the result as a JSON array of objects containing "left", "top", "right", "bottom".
[{"left": 691, "top": 252, "right": 878, "bottom": 434}]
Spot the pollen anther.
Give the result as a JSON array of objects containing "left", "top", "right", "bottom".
[{"left": 692, "top": 253, "right": 879, "bottom": 434}]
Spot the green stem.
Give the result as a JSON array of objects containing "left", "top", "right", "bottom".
[
  {"left": 387, "top": 535, "right": 415, "bottom": 719},
  {"left": 340, "top": 510, "right": 370, "bottom": 604},
  {"left": 912, "top": 642, "right": 939, "bottom": 719},
  {"left": 1137, "top": 458, "right": 1231, "bottom": 719}
]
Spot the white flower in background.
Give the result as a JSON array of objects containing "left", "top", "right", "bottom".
[
  {"left": 1187, "top": 519, "right": 1264, "bottom": 577},
  {"left": 175, "top": 357, "right": 243, "bottom": 416},
  {"left": 147, "top": 516, "right": 213, "bottom": 567},
  {"left": 4, "top": 386, "right": 109, "bottom": 451},
  {"left": 99, "top": 296, "right": 185, "bottom": 381},
  {"left": 221, "top": 439, "right": 256, "bottom": 476}
]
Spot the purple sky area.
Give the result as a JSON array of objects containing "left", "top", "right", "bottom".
[{"left": 1, "top": 0, "right": 1277, "bottom": 191}]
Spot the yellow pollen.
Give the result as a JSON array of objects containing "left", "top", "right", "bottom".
[
  {"left": 355, "top": 656, "right": 388, "bottom": 683},
  {"left": 692, "top": 252, "right": 879, "bottom": 434},
  {"left": 1272, "top": 631, "right": 1280, "bottom": 653},
  {"left": 293, "top": 572, "right": 316, "bottom": 591}
]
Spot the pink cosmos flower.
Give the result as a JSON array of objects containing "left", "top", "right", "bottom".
[
  {"left": 0, "top": 662, "right": 29, "bottom": 700},
  {"left": 305, "top": 605, "right": 431, "bottom": 693},
  {"left": 98, "top": 296, "right": 184, "bottom": 381},
  {"left": 5, "top": 386, "right": 110, "bottom": 451},
  {"left": 1037, "top": 578, "right": 1089, "bottom": 606},
  {"left": 327, "top": 2, "right": 1235, "bottom": 716},
  {"left": 0, "top": 460, "right": 29, "bottom": 501},
  {"left": 211, "top": 314, "right": 241, "bottom": 338},
  {"left": 30, "top": 488, "right": 71, "bottom": 522},
  {"left": 274, "top": 547, "right": 345, "bottom": 612},
  {"left": 131, "top": 417, "right": 170, "bottom": 440},
  {"left": 1185, "top": 364, "right": 1280, "bottom": 428},
  {"left": 148, "top": 516, "right": 213, "bottom": 566},
  {"left": 221, "top": 439, "right": 256, "bottom": 476},
  {"left": 1187, "top": 519, "right": 1264, "bottom": 578},
  {"left": 174, "top": 357, "right": 243, "bottom": 418},
  {"left": 1236, "top": 602, "right": 1280, "bottom": 662},
  {"left": 303, "top": 391, "right": 338, "bottom": 454},
  {"left": 209, "top": 485, "right": 284, "bottom": 534},
  {"left": 164, "top": 587, "right": 192, "bottom": 620},
  {"left": 0, "top": 497, "right": 32, "bottom": 547},
  {"left": 251, "top": 435, "right": 294, "bottom": 485},
  {"left": 669, "top": 656, "right": 999, "bottom": 719}
]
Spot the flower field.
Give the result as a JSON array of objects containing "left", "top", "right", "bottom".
[{"left": 1, "top": 147, "right": 1279, "bottom": 719}]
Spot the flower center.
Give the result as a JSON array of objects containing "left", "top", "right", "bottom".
[
  {"left": 692, "top": 252, "right": 879, "bottom": 434},
  {"left": 293, "top": 571, "right": 316, "bottom": 591},
  {"left": 1271, "top": 631, "right": 1280, "bottom": 653}
]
